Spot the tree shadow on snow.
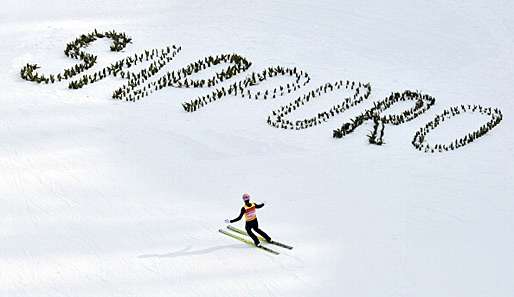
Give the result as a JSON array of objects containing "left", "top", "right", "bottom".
[{"left": 138, "top": 244, "right": 246, "bottom": 259}]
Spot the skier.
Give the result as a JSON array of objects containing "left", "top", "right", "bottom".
[{"left": 225, "top": 193, "right": 272, "bottom": 247}]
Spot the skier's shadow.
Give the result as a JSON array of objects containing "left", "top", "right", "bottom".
[{"left": 138, "top": 244, "right": 246, "bottom": 259}]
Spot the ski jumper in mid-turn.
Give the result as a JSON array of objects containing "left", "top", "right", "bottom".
[{"left": 226, "top": 193, "right": 272, "bottom": 247}]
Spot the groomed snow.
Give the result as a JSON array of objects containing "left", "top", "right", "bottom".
[{"left": 1, "top": 1, "right": 513, "bottom": 296}]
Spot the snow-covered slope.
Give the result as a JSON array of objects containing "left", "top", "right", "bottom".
[{"left": 1, "top": 1, "right": 513, "bottom": 296}]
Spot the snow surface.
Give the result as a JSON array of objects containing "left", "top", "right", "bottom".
[{"left": 1, "top": 1, "right": 514, "bottom": 296}]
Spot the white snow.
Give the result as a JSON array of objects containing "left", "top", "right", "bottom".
[{"left": 1, "top": 1, "right": 513, "bottom": 296}]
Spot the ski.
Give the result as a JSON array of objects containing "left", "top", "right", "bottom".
[
  {"left": 226, "top": 225, "right": 293, "bottom": 250},
  {"left": 218, "top": 229, "right": 280, "bottom": 255}
]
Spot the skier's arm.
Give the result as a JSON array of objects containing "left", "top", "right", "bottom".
[
  {"left": 229, "top": 207, "right": 245, "bottom": 223},
  {"left": 255, "top": 203, "right": 265, "bottom": 209}
]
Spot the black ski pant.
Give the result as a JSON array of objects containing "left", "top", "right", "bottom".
[{"left": 245, "top": 219, "right": 271, "bottom": 245}]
